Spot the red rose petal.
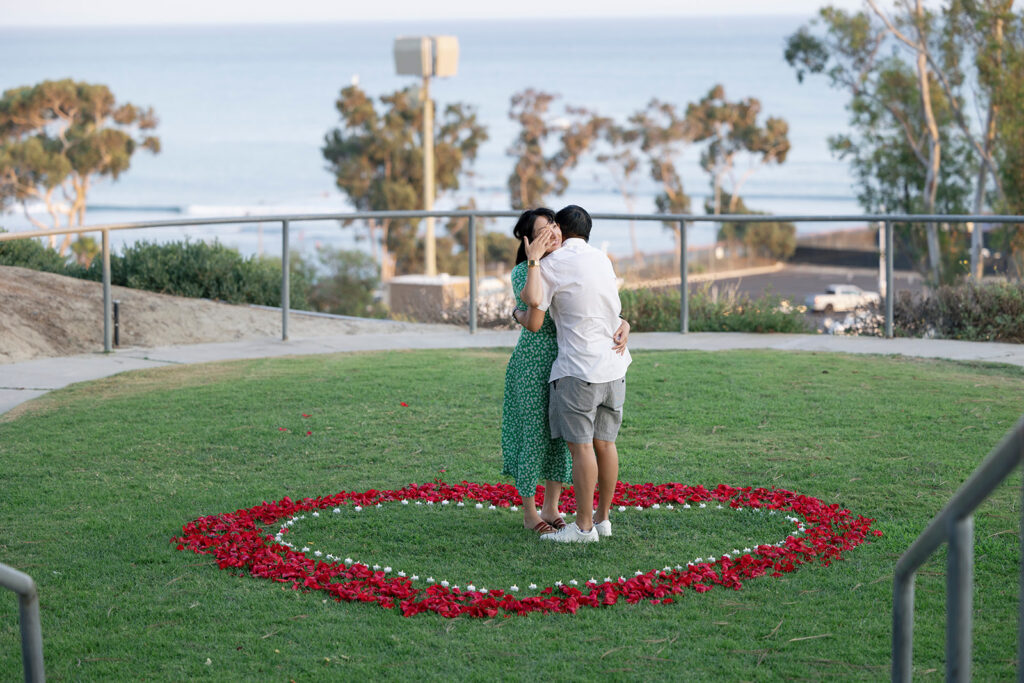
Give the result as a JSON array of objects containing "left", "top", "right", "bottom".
[{"left": 400, "top": 402, "right": 408, "bottom": 407}]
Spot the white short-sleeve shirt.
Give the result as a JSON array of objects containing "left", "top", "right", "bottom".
[{"left": 536, "top": 238, "right": 632, "bottom": 383}]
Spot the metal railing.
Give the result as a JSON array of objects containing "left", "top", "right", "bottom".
[
  {"left": 1, "top": 562, "right": 44, "bottom": 682},
  {"left": 1, "top": 210, "right": 1021, "bottom": 351},
  {"left": 892, "top": 414, "right": 1024, "bottom": 682}
]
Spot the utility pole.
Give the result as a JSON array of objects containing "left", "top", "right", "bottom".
[{"left": 394, "top": 36, "right": 459, "bottom": 277}]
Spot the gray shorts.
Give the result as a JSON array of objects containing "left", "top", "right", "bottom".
[{"left": 548, "top": 376, "right": 626, "bottom": 444}]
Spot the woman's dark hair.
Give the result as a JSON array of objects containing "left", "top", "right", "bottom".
[{"left": 512, "top": 207, "right": 556, "bottom": 265}]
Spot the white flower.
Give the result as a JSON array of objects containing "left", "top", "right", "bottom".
[
  {"left": 569, "top": 579, "right": 578, "bottom": 586},
  {"left": 354, "top": 506, "right": 362, "bottom": 512},
  {"left": 398, "top": 571, "right": 406, "bottom": 577},
  {"left": 312, "top": 511, "right": 320, "bottom": 517},
  {"left": 344, "top": 558, "right": 353, "bottom": 565},
  {"left": 652, "top": 504, "right": 661, "bottom": 510},
  {"left": 528, "top": 583, "right": 537, "bottom": 590},
  {"left": 402, "top": 499, "right": 409, "bottom": 505},
  {"left": 510, "top": 585, "right": 519, "bottom": 592},
  {"left": 618, "top": 506, "right": 626, "bottom": 512},
  {"left": 314, "top": 550, "right": 323, "bottom": 557},
  {"left": 332, "top": 508, "right": 341, "bottom": 514},
  {"left": 440, "top": 580, "right": 449, "bottom": 587},
  {"left": 383, "top": 567, "right": 392, "bottom": 574},
  {"left": 301, "top": 547, "right": 310, "bottom": 553},
  {"left": 441, "top": 500, "right": 450, "bottom": 506},
  {"left": 475, "top": 503, "right": 484, "bottom": 509}
]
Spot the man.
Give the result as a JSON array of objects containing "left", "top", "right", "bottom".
[{"left": 521, "top": 204, "right": 630, "bottom": 543}]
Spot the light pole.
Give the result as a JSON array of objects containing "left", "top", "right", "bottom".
[{"left": 394, "top": 35, "right": 459, "bottom": 277}]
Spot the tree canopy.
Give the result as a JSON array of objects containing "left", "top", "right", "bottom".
[{"left": 0, "top": 79, "right": 160, "bottom": 253}]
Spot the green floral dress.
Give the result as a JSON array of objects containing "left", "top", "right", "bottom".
[{"left": 500, "top": 261, "right": 573, "bottom": 498}]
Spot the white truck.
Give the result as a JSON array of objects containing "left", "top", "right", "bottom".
[{"left": 805, "top": 284, "right": 881, "bottom": 313}]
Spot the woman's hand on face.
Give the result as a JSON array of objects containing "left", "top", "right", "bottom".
[
  {"left": 612, "top": 318, "right": 630, "bottom": 355},
  {"left": 523, "top": 226, "right": 557, "bottom": 261}
]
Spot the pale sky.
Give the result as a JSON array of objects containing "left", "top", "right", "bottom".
[{"left": 4, "top": 0, "right": 874, "bottom": 26}]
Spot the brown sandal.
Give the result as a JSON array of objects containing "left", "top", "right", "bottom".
[
  {"left": 542, "top": 516, "right": 567, "bottom": 530},
  {"left": 530, "top": 520, "right": 556, "bottom": 535}
]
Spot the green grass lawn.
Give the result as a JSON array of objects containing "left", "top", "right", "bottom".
[{"left": 1, "top": 349, "right": 1021, "bottom": 680}]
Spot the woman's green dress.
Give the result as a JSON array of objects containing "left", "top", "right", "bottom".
[{"left": 500, "top": 261, "right": 573, "bottom": 498}]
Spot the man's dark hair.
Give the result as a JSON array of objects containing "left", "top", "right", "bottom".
[
  {"left": 555, "top": 204, "right": 592, "bottom": 242},
  {"left": 512, "top": 207, "right": 556, "bottom": 265}
]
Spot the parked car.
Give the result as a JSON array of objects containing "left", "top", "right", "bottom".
[{"left": 805, "top": 284, "right": 881, "bottom": 313}]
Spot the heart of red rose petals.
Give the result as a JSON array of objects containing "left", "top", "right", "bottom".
[{"left": 172, "top": 482, "right": 881, "bottom": 618}]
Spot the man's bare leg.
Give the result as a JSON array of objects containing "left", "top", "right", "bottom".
[
  {"left": 593, "top": 439, "right": 619, "bottom": 524},
  {"left": 567, "top": 442, "right": 597, "bottom": 531}
]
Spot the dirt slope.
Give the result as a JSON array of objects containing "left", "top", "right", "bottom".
[{"left": 0, "top": 266, "right": 454, "bottom": 363}]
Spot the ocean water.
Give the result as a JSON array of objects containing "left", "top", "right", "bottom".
[{"left": 0, "top": 16, "right": 860, "bottom": 259}]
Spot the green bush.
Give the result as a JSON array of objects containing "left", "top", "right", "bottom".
[
  {"left": 78, "top": 239, "right": 310, "bottom": 309},
  {"left": 620, "top": 284, "right": 812, "bottom": 333},
  {"left": 293, "top": 246, "right": 387, "bottom": 318},
  {"left": 894, "top": 281, "right": 1024, "bottom": 342},
  {"left": 0, "top": 228, "right": 74, "bottom": 274}
]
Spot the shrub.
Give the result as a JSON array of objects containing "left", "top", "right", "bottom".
[
  {"left": 894, "top": 281, "right": 1024, "bottom": 342},
  {"left": 78, "top": 239, "right": 310, "bottom": 308},
  {"left": 0, "top": 229, "right": 74, "bottom": 274},
  {"left": 620, "top": 284, "right": 812, "bottom": 334},
  {"left": 295, "top": 246, "right": 387, "bottom": 318}
]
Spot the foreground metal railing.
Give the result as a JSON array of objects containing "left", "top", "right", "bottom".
[
  {"left": 892, "top": 414, "right": 1024, "bottom": 682},
  {"left": 1, "top": 562, "right": 44, "bottom": 682},
  {"left": 0, "top": 210, "right": 1020, "bottom": 351}
]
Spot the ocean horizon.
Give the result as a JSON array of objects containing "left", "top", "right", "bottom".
[{"left": 0, "top": 15, "right": 864, "bottom": 260}]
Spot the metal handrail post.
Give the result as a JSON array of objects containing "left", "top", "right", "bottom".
[
  {"left": 281, "top": 220, "right": 289, "bottom": 341},
  {"left": 0, "top": 562, "right": 44, "bottom": 682},
  {"left": 885, "top": 221, "right": 894, "bottom": 339},
  {"left": 892, "top": 569, "right": 915, "bottom": 682},
  {"left": 1019, "top": 472, "right": 1024, "bottom": 683},
  {"left": 468, "top": 215, "right": 477, "bottom": 334},
  {"left": 679, "top": 221, "right": 688, "bottom": 334},
  {"left": 946, "top": 515, "right": 973, "bottom": 682},
  {"left": 102, "top": 229, "right": 112, "bottom": 352}
]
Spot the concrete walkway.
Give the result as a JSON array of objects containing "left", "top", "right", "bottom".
[{"left": 2, "top": 330, "right": 1023, "bottom": 416}]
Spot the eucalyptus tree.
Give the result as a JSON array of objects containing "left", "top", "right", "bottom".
[
  {"left": 322, "top": 85, "right": 487, "bottom": 275},
  {"left": 0, "top": 79, "right": 160, "bottom": 254},
  {"left": 595, "top": 124, "right": 644, "bottom": 262},
  {"left": 785, "top": 3, "right": 979, "bottom": 283},
  {"left": 506, "top": 88, "right": 608, "bottom": 210},
  {"left": 686, "top": 84, "right": 791, "bottom": 217},
  {"left": 628, "top": 99, "right": 696, "bottom": 269}
]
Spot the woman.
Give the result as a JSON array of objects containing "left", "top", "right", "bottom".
[{"left": 500, "top": 208, "right": 629, "bottom": 536}]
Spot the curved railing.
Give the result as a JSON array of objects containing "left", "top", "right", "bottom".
[{"left": 0, "top": 210, "right": 1020, "bottom": 350}]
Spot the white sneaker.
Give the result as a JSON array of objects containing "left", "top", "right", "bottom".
[
  {"left": 594, "top": 519, "right": 612, "bottom": 537},
  {"left": 539, "top": 522, "right": 599, "bottom": 543}
]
